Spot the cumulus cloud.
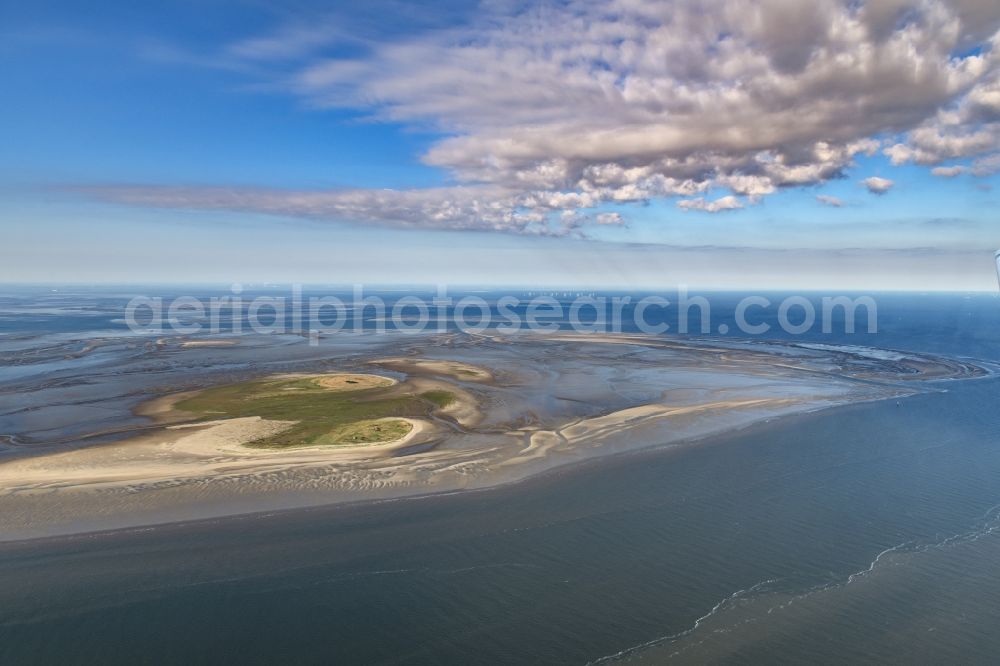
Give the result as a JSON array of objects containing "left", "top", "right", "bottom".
[
  {"left": 677, "top": 196, "right": 745, "bottom": 213},
  {"left": 931, "top": 165, "right": 966, "bottom": 177},
  {"left": 816, "top": 194, "right": 844, "bottom": 207},
  {"left": 96, "top": 0, "right": 1000, "bottom": 233},
  {"left": 971, "top": 152, "right": 1000, "bottom": 175},
  {"left": 862, "top": 176, "right": 895, "bottom": 194},
  {"left": 928, "top": 152, "right": 1000, "bottom": 177},
  {"left": 595, "top": 212, "right": 625, "bottom": 226}
]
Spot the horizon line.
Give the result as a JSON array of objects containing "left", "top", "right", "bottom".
[{"left": 1, "top": 281, "right": 997, "bottom": 295}]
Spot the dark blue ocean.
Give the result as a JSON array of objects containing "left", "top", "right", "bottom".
[{"left": 1, "top": 287, "right": 1000, "bottom": 664}]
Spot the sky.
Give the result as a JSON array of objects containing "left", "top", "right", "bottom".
[{"left": 2, "top": 0, "right": 1000, "bottom": 290}]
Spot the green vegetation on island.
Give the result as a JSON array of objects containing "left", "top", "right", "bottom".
[
  {"left": 174, "top": 374, "right": 453, "bottom": 448},
  {"left": 419, "top": 390, "right": 456, "bottom": 408}
]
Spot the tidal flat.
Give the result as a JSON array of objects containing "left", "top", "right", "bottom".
[{"left": 0, "top": 330, "right": 985, "bottom": 541}]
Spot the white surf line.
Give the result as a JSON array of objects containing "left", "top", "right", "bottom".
[
  {"left": 586, "top": 541, "right": 919, "bottom": 664},
  {"left": 590, "top": 513, "right": 1000, "bottom": 664},
  {"left": 846, "top": 541, "right": 914, "bottom": 585},
  {"left": 585, "top": 578, "right": 780, "bottom": 665}
]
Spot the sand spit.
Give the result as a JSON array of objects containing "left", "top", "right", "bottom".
[
  {"left": 133, "top": 389, "right": 203, "bottom": 425},
  {"left": 179, "top": 339, "right": 240, "bottom": 349},
  {"left": 371, "top": 357, "right": 495, "bottom": 383},
  {"left": 0, "top": 332, "right": 982, "bottom": 541}
]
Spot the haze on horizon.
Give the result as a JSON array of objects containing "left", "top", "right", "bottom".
[{"left": 2, "top": 0, "right": 1000, "bottom": 290}]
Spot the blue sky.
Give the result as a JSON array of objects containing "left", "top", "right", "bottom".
[{"left": 3, "top": 0, "right": 1000, "bottom": 289}]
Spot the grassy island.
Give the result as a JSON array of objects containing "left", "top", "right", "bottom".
[{"left": 174, "top": 373, "right": 452, "bottom": 448}]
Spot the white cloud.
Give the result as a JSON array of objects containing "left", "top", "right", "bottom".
[
  {"left": 677, "top": 195, "right": 745, "bottom": 213},
  {"left": 971, "top": 152, "right": 1000, "bottom": 175},
  {"left": 595, "top": 212, "right": 625, "bottom": 225},
  {"left": 931, "top": 165, "right": 966, "bottom": 177},
  {"left": 816, "top": 194, "right": 844, "bottom": 207},
  {"left": 85, "top": 184, "right": 561, "bottom": 234},
  {"left": 101, "top": 0, "right": 1000, "bottom": 232},
  {"left": 862, "top": 176, "right": 895, "bottom": 194}
]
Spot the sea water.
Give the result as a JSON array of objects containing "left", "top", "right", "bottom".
[{"left": 1, "top": 289, "right": 999, "bottom": 664}]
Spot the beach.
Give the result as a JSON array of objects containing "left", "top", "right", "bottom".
[{"left": 0, "top": 331, "right": 981, "bottom": 541}]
